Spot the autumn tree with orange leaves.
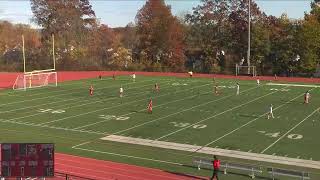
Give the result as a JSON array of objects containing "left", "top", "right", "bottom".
[{"left": 135, "top": 0, "right": 185, "bottom": 71}]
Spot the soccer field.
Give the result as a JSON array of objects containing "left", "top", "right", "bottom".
[{"left": 0, "top": 75, "right": 320, "bottom": 179}]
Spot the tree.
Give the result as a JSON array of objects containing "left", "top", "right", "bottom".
[
  {"left": 135, "top": 0, "right": 185, "bottom": 71},
  {"left": 297, "top": 1, "right": 320, "bottom": 73},
  {"left": 185, "top": 0, "right": 263, "bottom": 73},
  {"left": 30, "top": 0, "right": 97, "bottom": 68}
]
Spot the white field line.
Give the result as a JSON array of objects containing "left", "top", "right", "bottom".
[
  {"left": 266, "top": 83, "right": 320, "bottom": 88},
  {"left": 3, "top": 80, "right": 176, "bottom": 123},
  {"left": 154, "top": 86, "right": 290, "bottom": 141},
  {"left": 72, "top": 147, "right": 183, "bottom": 166},
  {"left": 0, "top": 119, "right": 104, "bottom": 135},
  {"left": 73, "top": 84, "right": 210, "bottom": 130},
  {"left": 0, "top": 79, "right": 173, "bottom": 114},
  {"left": 0, "top": 79, "right": 156, "bottom": 107},
  {"left": 71, "top": 141, "right": 92, "bottom": 148},
  {"left": 261, "top": 106, "right": 320, "bottom": 153},
  {"left": 194, "top": 88, "right": 313, "bottom": 153},
  {"left": 38, "top": 81, "right": 211, "bottom": 125},
  {"left": 110, "top": 85, "right": 260, "bottom": 135},
  {"left": 0, "top": 82, "right": 210, "bottom": 135},
  {"left": 100, "top": 135, "right": 320, "bottom": 170}
]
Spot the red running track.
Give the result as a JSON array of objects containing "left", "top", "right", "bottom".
[
  {"left": 1, "top": 71, "right": 319, "bottom": 89},
  {"left": 55, "top": 153, "right": 205, "bottom": 180}
]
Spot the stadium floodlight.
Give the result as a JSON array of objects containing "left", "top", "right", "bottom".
[{"left": 13, "top": 34, "right": 57, "bottom": 90}]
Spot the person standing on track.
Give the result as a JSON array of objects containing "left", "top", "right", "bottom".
[
  {"left": 210, "top": 155, "right": 220, "bottom": 180},
  {"left": 267, "top": 104, "right": 274, "bottom": 119},
  {"left": 188, "top": 71, "right": 193, "bottom": 78},
  {"left": 89, "top": 85, "right": 94, "bottom": 96}
]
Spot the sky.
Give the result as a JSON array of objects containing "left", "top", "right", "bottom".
[{"left": 0, "top": 0, "right": 313, "bottom": 28}]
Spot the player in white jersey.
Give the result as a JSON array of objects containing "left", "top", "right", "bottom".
[
  {"left": 119, "top": 86, "right": 124, "bottom": 98},
  {"left": 267, "top": 104, "right": 274, "bottom": 119},
  {"left": 257, "top": 78, "right": 260, "bottom": 85},
  {"left": 188, "top": 71, "right": 193, "bottom": 78},
  {"left": 236, "top": 83, "right": 240, "bottom": 95},
  {"left": 132, "top": 73, "right": 136, "bottom": 82},
  {"left": 304, "top": 90, "right": 311, "bottom": 104}
]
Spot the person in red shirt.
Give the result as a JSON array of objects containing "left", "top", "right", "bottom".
[
  {"left": 147, "top": 99, "right": 153, "bottom": 114},
  {"left": 211, "top": 155, "right": 220, "bottom": 180},
  {"left": 89, "top": 85, "right": 94, "bottom": 96}
]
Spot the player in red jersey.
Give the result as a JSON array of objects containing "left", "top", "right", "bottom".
[
  {"left": 147, "top": 98, "right": 153, "bottom": 114},
  {"left": 89, "top": 85, "right": 94, "bottom": 96}
]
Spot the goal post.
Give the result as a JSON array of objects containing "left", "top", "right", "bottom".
[
  {"left": 13, "top": 34, "right": 57, "bottom": 90},
  {"left": 235, "top": 64, "right": 257, "bottom": 77},
  {"left": 13, "top": 72, "right": 58, "bottom": 90}
]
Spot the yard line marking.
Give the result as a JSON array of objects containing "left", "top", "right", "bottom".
[
  {"left": 261, "top": 106, "right": 320, "bottom": 153},
  {"left": 72, "top": 147, "right": 183, "bottom": 166},
  {"left": 3, "top": 80, "right": 177, "bottom": 123},
  {"left": 153, "top": 86, "right": 288, "bottom": 142},
  {"left": 73, "top": 84, "right": 211, "bottom": 130},
  {"left": 72, "top": 141, "right": 92, "bottom": 148},
  {"left": 0, "top": 79, "right": 156, "bottom": 107},
  {"left": 193, "top": 87, "right": 314, "bottom": 153},
  {"left": 267, "top": 83, "right": 320, "bottom": 88},
  {"left": 0, "top": 119, "right": 104, "bottom": 135},
  {"left": 38, "top": 81, "right": 211, "bottom": 125},
  {"left": 110, "top": 86, "right": 260, "bottom": 135},
  {"left": 0, "top": 79, "right": 173, "bottom": 114}
]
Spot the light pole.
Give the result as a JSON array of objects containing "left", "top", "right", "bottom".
[{"left": 247, "top": 0, "right": 251, "bottom": 74}]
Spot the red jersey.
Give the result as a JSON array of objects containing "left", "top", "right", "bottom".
[
  {"left": 213, "top": 160, "right": 220, "bottom": 169},
  {"left": 148, "top": 99, "right": 153, "bottom": 113},
  {"left": 89, "top": 86, "right": 94, "bottom": 95}
]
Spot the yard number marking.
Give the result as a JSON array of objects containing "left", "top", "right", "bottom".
[
  {"left": 170, "top": 122, "right": 207, "bottom": 129},
  {"left": 38, "top": 109, "right": 65, "bottom": 114},
  {"left": 258, "top": 131, "right": 303, "bottom": 140},
  {"left": 270, "top": 88, "right": 290, "bottom": 92},
  {"left": 99, "top": 115, "right": 130, "bottom": 121},
  {"left": 172, "top": 83, "right": 188, "bottom": 86}
]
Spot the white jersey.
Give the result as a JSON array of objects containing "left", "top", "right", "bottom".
[
  {"left": 257, "top": 79, "right": 260, "bottom": 85},
  {"left": 188, "top": 71, "right": 193, "bottom": 75},
  {"left": 132, "top": 74, "right": 136, "bottom": 79},
  {"left": 120, "top": 88, "right": 123, "bottom": 93}
]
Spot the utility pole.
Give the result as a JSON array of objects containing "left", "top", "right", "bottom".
[{"left": 247, "top": 0, "right": 251, "bottom": 74}]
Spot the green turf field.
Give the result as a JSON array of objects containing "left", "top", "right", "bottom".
[{"left": 0, "top": 75, "right": 320, "bottom": 179}]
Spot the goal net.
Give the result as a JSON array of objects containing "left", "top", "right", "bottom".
[
  {"left": 13, "top": 71, "right": 57, "bottom": 90},
  {"left": 235, "top": 64, "right": 257, "bottom": 77}
]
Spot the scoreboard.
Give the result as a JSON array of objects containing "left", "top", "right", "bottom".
[{"left": 0, "top": 143, "right": 54, "bottom": 177}]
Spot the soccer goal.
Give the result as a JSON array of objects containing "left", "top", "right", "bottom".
[
  {"left": 13, "top": 34, "right": 57, "bottom": 90},
  {"left": 235, "top": 64, "right": 257, "bottom": 77}
]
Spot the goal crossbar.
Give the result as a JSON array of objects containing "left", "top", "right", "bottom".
[{"left": 236, "top": 64, "right": 257, "bottom": 77}]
